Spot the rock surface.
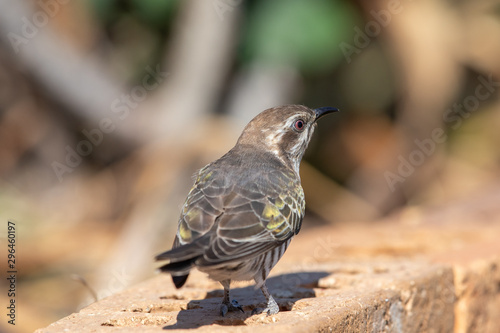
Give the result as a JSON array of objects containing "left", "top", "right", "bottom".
[{"left": 36, "top": 215, "right": 500, "bottom": 332}]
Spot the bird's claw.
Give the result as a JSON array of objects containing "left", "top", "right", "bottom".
[
  {"left": 220, "top": 299, "right": 244, "bottom": 316},
  {"left": 251, "top": 302, "right": 279, "bottom": 316}
]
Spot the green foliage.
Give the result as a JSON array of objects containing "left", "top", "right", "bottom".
[
  {"left": 88, "top": 0, "right": 118, "bottom": 22},
  {"left": 242, "top": 0, "right": 357, "bottom": 74},
  {"left": 129, "top": 0, "right": 180, "bottom": 27},
  {"left": 88, "top": 0, "right": 179, "bottom": 27}
]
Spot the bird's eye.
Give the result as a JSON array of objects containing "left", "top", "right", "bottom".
[{"left": 293, "top": 119, "right": 305, "bottom": 132}]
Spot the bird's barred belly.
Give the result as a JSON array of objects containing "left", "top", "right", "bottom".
[{"left": 200, "top": 239, "right": 292, "bottom": 284}]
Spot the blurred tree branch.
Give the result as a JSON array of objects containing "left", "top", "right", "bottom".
[
  {"left": 147, "top": 0, "right": 240, "bottom": 139},
  {"left": 0, "top": 0, "right": 142, "bottom": 145}
]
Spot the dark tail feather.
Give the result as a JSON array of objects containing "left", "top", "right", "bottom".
[
  {"left": 172, "top": 274, "right": 189, "bottom": 289},
  {"left": 156, "top": 235, "right": 210, "bottom": 288},
  {"left": 157, "top": 257, "right": 197, "bottom": 274},
  {"left": 158, "top": 258, "right": 197, "bottom": 289}
]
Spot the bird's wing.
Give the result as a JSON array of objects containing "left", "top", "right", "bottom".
[
  {"left": 173, "top": 165, "right": 227, "bottom": 247},
  {"left": 198, "top": 168, "right": 305, "bottom": 266}
]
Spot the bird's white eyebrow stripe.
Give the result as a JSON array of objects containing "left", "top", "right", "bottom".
[{"left": 284, "top": 115, "right": 306, "bottom": 129}]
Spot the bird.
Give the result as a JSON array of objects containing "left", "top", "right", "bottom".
[{"left": 155, "top": 105, "right": 338, "bottom": 316}]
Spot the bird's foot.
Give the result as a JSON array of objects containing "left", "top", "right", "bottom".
[
  {"left": 251, "top": 298, "right": 279, "bottom": 316},
  {"left": 220, "top": 299, "right": 244, "bottom": 317}
]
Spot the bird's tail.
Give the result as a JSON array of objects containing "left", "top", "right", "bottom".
[
  {"left": 155, "top": 236, "right": 210, "bottom": 289},
  {"left": 156, "top": 258, "right": 196, "bottom": 289}
]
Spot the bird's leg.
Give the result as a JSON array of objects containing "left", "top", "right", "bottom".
[
  {"left": 252, "top": 282, "right": 279, "bottom": 316},
  {"left": 219, "top": 279, "right": 244, "bottom": 316}
]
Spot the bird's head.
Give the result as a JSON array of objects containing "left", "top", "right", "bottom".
[{"left": 236, "top": 105, "right": 339, "bottom": 173}]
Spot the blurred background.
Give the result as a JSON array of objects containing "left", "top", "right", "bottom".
[{"left": 0, "top": 0, "right": 499, "bottom": 331}]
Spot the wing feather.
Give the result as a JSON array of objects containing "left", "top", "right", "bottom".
[{"left": 170, "top": 159, "right": 305, "bottom": 267}]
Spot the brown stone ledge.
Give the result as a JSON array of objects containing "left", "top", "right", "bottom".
[{"left": 36, "top": 220, "right": 500, "bottom": 332}]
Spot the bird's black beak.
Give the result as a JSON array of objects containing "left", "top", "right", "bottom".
[{"left": 314, "top": 107, "right": 339, "bottom": 121}]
